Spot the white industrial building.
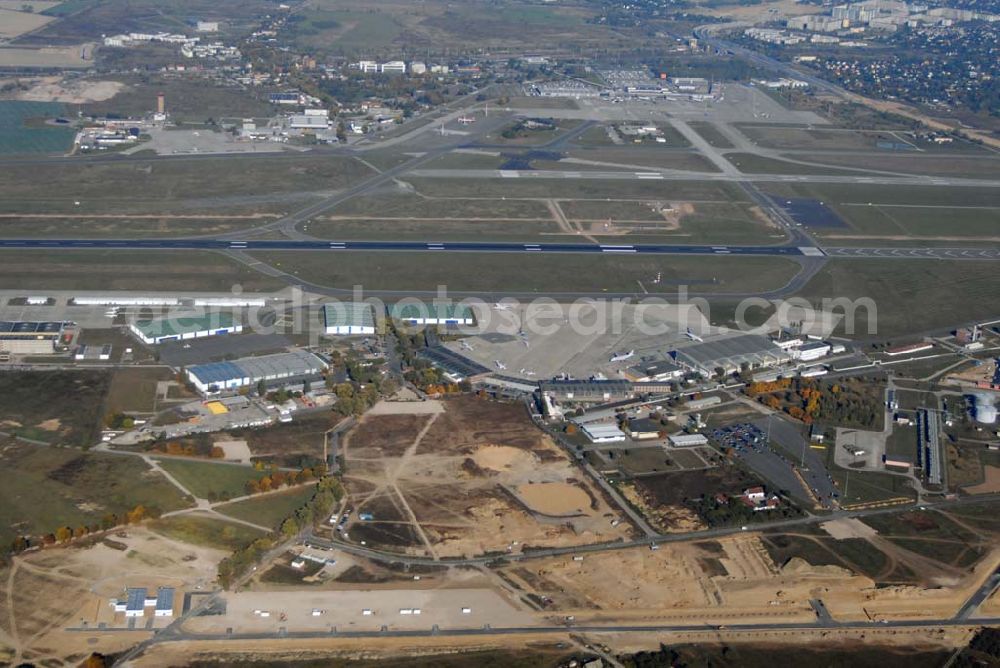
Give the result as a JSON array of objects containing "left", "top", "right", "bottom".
[
  {"left": 186, "top": 350, "right": 328, "bottom": 395},
  {"left": 322, "top": 302, "right": 376, "bottom": 335},
  {"left": 582, "top": 423, "right": 627, "bottom": 443},
  {"left": 673, "top": 334, "right": 790, "bottom": 376},
  {"left": 390, "top": 302, "right": 474, "bottom": 326},
  {"left": 290, "top": 114, "right": 329, "bottom": 129},
  {"left": 73, "top": 296, "right": 180, "bottom": 306},
  {"left": 668, "top": 433, "right": 708, "bottom": 447},
  {"left": 128, "top": 312, "right": 241, "bottom": 345},
  {"left": 380, "top": 60, "right": 406, "bottom": 73},
  {"left": 796, "top": 340, "right": 832, "bottom": 362}
]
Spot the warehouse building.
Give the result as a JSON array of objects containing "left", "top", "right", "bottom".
[
  {"left": 323, "top": 302, "right": 377, "bottom": 335},
  {"left": 673, "top": 334, "right": 789, "bottom": 376},
  {"left": 186, "top": 350, "right": 328, "bottom": 395},
  {"left": 582, "top": 422, "right": 627, "bottom": 443},
  {"left": 155, "top": 587, "right": 175, "bottom": 617},
  {"left": 669, "top": 433, "right": 708, "bottom": 447},
  {"left": 390, "top": 302, "right": 474, "bottom": 326},
  {"left": 129, "top": 312, "right": 242, "bottom": 345},
  {"left": 540, "top": 379, "right": 634, "bottom": 403},
  {"left": 0, "top": 321, "right": 75, "bottom": 355}
]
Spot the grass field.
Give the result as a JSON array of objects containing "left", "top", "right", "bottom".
[
  {"left": 216, "top": 485, "right": 316, "bottom": 529},
  {"left": 792, "top": 259, "right": 1000, "bottom": 338},
  {"left": 0, "top": 250, "right": 285, "bottom": 291},
  {"left": 820, "top": 204, "right": 1000, "bottom": 240},
  {"left": 0, "top": 441, "right": 192, "bottom": 548},
  {"left": 687, "top": 121, "right": 735, "bottom": 149},
  {"left": 154, "top": 459, "right": 269, "bottom": 500},
  {"left": 566, "top": 148, "right": 719, "bottom": 172},
  {"left": 0, "top": 155, "right": 372, "bottom": 210},
  {"left": 787, "top": 154, "right": 1000, "bottom": 179},
  {"left": 104, "top": 367, "right": 175, "bottom": 415},
  {"left": 252, "top": 251, "right": 801, "bottom": 294},
  {"left": 406, "top": 177, "right": 748, "bottom": 202},
  {"left": 726, "top": 153, "right": 865, "bottom": 176},
  {"left": 0, "top": 101, "right": 74, "bottom": 155},
  {"left": 0, "top": 370, "right": 109, "bottom": 446},
  {"left": 76, "top": 76, "right": 275, "bottom": 124},
  {"left": 148, "top": 514, "right": 264, "bottom": 551}
]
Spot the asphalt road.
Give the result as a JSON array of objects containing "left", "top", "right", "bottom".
[
  {"left": 0, "top": 237, "right": 817, "bottom": 256},
  {"left": 303, "top": 492, "right": 1000, "bottom": 569}
]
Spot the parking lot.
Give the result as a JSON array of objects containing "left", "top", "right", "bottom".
[{"left": 711, "top": 418, "right": 837, "bottom": 509}]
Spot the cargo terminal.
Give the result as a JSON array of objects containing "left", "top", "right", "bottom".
[{"left": 185, "top": 350, "right": 328, "bottom": 395}]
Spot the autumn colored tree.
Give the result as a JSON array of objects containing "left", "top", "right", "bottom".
[
  {"left": 54, "top": 526, "right": 72, "bottom": 543},
  {"left": 245, "top": 479, "right": 261, "bottom": 495}
]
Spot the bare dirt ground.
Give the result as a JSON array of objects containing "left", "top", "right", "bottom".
[
  {"left": 366, "top": 399, "right": 445, "bottom": 416},
  {"left": 963, "top": 466, "right": 1000, "bottom": 494},
  {"left": 0, "top": 527, "right": 224, "bottom": 666},
  {"left": 341, "top": 396, "right": 633, "bottom": 558},
  {"left": 8, "top": 77, "right": 125, "bottom": 103},
  {"left": 501, "top": 532, "right": 1000, "bottom": 627}
]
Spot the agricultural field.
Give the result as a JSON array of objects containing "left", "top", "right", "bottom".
[
  {"left": 0, "top": 250, "right": 286, "bottom": 291},
  {"left": 0, "top": 370, "right": 109, "bottom": 446},
  {"left": 0, "top": 100, "right": 75, "bottom": 155},
  {"left": 0, "top": 441, "right": 192, "bottom": 548},
  {"left": 253, "top": 250, "right": 801, "bottom": 294},
  {"left": 291, "top": 0, "right": 626, "bottom": 55},
  {"left": 339, "top": 397, "right": 633, "bottom": 556},
  {"left": 18, "top": 0, "right": 276, "bottom": 45},
  {"left": 0, "top": 7, "right": 54, "bottom": 40},
  {"left": 154, "top": 458, "right": 270, "bottom": 500}
]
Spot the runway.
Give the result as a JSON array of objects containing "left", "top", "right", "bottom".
[{"left": 0, "top": 237, "right": 819, "bottom": 256}]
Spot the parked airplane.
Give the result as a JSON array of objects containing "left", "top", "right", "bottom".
[
  {"left": 609, "top": 350, "right": 635, "bottom": 362},
  {"left": 685, "top": 328, "right": 704, "bottom": 343},
  {"left": 494, "top": 360, "right": 507, "bottom": 370},
  {"left": 460, "top": 341, "right": 474, "bottom": 351},
  {"left": 493, "top": 303, "right": 513, "bottom": 311}
]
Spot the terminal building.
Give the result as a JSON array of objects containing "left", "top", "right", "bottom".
[
  {"left": 322, "top": 302, "right": 377, "bottom": 335},
  {"left": 185, "top": 350, "right": 328, "bottom": 395},
  {"left": 390, "top": 302, "right": 474, "bottom": 326},
  {"left": 0, "top": 321, "right": 75, "bottom": 355},
  {"left": 128, "top": 312, "right": 242, "bottom": 345}
]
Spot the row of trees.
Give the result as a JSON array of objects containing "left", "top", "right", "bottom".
[
  {"left": 217, "top": 476, "right": 343, "bottom": 589},
  {"left": 243, "top": 466, "right": 320, "bottom": 496},
  {"left": 9, "top": 504, "right": 158, "bottom": 554}
]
